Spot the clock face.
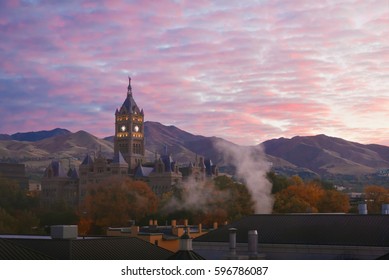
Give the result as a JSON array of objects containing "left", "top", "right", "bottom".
[
  {"left": 134, "top": 125, "right": 139, "bottom": 132},
  {"left": 120, "top": 125, "right": 126, "bottom": 132}
]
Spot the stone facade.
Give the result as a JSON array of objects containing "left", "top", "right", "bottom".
[{"left": 40, "top": 77, "right": 218, "bottom": 208}]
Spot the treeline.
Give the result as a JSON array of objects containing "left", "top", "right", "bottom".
[
  {"left": 268, "top": 172, "right": 389, "bottom": 214},
  {"left": 268, "top": 172, "right": 350, "bottom": 213},
  {"left": 1, "top": 173, "right": 389, "bottom": 235},
  {"left": 79, "top": 175, "right": 255, "bottom": 234},
  {"left": 0, "top": 177, "right": 40, "bottom": 234}
]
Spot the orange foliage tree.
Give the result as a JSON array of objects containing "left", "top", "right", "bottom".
[
  {"left": 273, "top": 180, "right": 350, "bottom": 213},
  {"left": 317, "top": 189, "right": 350, "bottom": 213},
  {"left": 364, "top": 185, "right": 389, "bottom": 214},
  {"left": 81, "top": 176, "right": 158, "bottom": 233}
]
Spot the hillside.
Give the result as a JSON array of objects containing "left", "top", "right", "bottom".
[
  {"left": 2, "top": 124, "right": 389, "bottom": 188},
  {"left": 262, "top": 134, "right": 389, "bottom": 176},
  {"left": 0, "top": 130, "right": 113, "bottom": 180},
  {"left": 1, "top": 128, "right": 71, "bottom": 142}
]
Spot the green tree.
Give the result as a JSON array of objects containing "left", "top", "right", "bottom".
[
  {"left": 266, "top": 171, "right": 289, "bottom": 194},
  {"left": 0, "top": 176, "right": 40, "bottom": 234}
]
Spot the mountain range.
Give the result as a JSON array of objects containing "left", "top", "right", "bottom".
[{"left": 1, "top": 122, "right": 389, "bottom": 189}]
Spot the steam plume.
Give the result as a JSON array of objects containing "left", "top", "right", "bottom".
[{"left": 215, "top": 140, "right": 274, "bottom": 213}]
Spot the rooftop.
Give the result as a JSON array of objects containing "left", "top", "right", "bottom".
[{"left": 194, "top": 214, "right": 389, "bottom": 247}]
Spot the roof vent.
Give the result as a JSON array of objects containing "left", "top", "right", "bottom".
[
  {"left": 229, "top": 228, "right": 237, "bottom": 257},
  {"left": 382, "top": 204, "right": 389, "bottom": 215},
  {"left": 248, "top": 230, "right": 258, "bottom": 258},
  {"left": 358, "top": 203, "right": 368, "bottom": 215},
  {"left": 51, "top": 225, "right": 78, "bottom": 239}
]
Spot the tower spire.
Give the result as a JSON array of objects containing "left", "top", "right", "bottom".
[{"left": 127, "top": 76, "right": 132, "bottom": 96}]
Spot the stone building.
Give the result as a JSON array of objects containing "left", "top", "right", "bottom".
[
  {"left": 78, "top": 151, "right": 129, "bottom": 202},
  {"left": 40, "top": 161, "right": 79, "bottom": 209},
  {"left": 41, "top": 77, "right": 217, "bottom": 208}
]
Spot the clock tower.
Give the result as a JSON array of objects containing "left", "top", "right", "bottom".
[{"left": 114, "top": 77, "right": 145, "bottom": 174}]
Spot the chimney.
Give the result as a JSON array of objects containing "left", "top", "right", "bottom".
[
  {"left": 248, "top": 230, "right": 258, "bottom": 258},
  {"left": 171, "top": 220, "right": 177, "bottom": 227},
  {"left": 198, "top": 223, "right": 202, "bottom": 233},
  {"left": 229, "top": 228, "right": 237, "bottom": 257},
  {"left": 213, "top": 222, "right": 218, "bottom": 230},
  {"left": 149, "top": 219, "right": 153, "bottom": 226},
  {"left": 358, "top": 203, "right": 368, "bottom": 215},
  {"left": 382, "top": 204, "right": 389, "bottom": 215},
  {"left": 131, "top": 225, "right": 139, "bottom": 236},
  {"left": 179, "top": 228, "right": 192, "bottom": 251},
  {"left": 153, "top": 219, "right": 158, "bottom": 226},
  {"left": 184, "top": 219, "right": 188, "bottom": 227}
]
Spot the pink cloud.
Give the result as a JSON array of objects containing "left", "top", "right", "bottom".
[{"left": 1, "top": 0, "right": 389, "bottom": 147}]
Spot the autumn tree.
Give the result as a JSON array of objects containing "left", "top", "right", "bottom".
[
  {"left": 317, "top": 189, "right": 350, "bottom": 213},
  {"left": 82, "top": 176, "right": 158, "bottom": 234},
  {"left": 364, "top": 185, "right": 389, "bottom": 214},
  {"left": 273, "top": 180, "right": 350, "bottom": 213}
]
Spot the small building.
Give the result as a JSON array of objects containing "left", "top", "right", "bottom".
[
  {"left": 107, "top": 219, "right": 209, "bottom": 252},
  {"left": 168, "top": 229, "right": 205, "bottom": 260}
]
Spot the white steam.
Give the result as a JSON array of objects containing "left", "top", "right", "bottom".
[
  {"left": 161, "top": 175, "right": 228, "bottom": 213},
  {"left": 215, "top": 140, "right": 274, "bottom": 214}
]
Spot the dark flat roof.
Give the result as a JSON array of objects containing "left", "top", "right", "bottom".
[
  {"left": 5, "top": 237, "right": 173, "bottom": 260},
  {"left": 0, "top": 239, "right": 52, "bottom": 260},
  {"left": 194, "top": 214, "right": 389, "bottom": 247}
]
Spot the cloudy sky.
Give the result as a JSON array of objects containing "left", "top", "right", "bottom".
[{"left": 1, "top": 0, "right": 388, "bottom": 146}]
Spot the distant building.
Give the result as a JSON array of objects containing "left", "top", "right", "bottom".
[
  {"left": 0, "top": 162, "right": 29, "bottom": 189},
  {"left": 40, "top": 161, "right": 79, "bottom": 208},
  {"left": 40, "top": 77, "right": 218, "bottom": 208},
  {"left": 114, "top": 76, "right": 145, "bottom": 174},
  {"left": 78, "top": 151, "right": 129, "bottom": 202}
]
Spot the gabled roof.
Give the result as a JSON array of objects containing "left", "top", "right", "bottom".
[
  {"left": 134, "top": 165, "right": 154, "bottom": 178},
  {"left": 43, "top": 160, "right": 67, "bottom": 178},
  {"left": 204, "top": 158, "right": 215, "bottom": 176},
  {"left": 67, "top": 167, "right": 79, "bottom": 179},
  {"left": 194, "top": 214, "right": 389, "bottom": 247},
  {"left": 119, "top": 94, "right": 141, "bottom": 114},
  {"left": 160, "top": 154, "right": 176, "bottom": 172},
  {"left": 112, "top": 151, "right": 128, "bottom": 166},
  {"left": 81, "top": 154, "right": 94, "bottom": 165},
  {"left": 0, "top": 239, "right": 52, "bottom": 260},
  {"left": 7, "top": 237, "right": 174, "bottom": 260}
]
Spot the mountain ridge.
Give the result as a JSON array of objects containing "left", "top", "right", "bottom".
[
  {"left": 2, "top": 123, "right": 389, "bottom": 188},
  {"left": 0, "top": 128, "right": 71, "bottom": 142}
]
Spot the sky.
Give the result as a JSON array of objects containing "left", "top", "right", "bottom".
[{"left": 1, "top": 0, "right": 389, "bottom": 146}]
